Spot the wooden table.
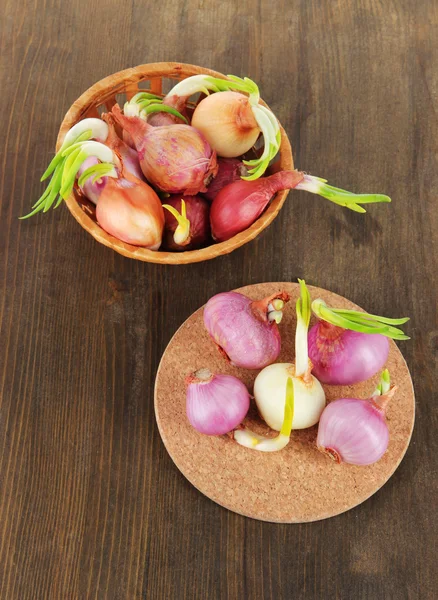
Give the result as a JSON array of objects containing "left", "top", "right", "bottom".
[{"left": 1, "top": 1, "right": 436, "bottom": 598}]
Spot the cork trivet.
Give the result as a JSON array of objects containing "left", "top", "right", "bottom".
[{"left": 154, "top": 283, "right": 415, "bottom": 522}]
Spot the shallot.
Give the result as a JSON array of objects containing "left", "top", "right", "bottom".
[
  {"left": 317, "top": 369, "right": 395, "bottom": 465},
  {"left": 111, "top": 104, "right": 218, "bottom": 195},
  {"left": 210, "top": 171, "right": 391, "bottom": 242},
  {"left": 95, "top": 173, "right": 164, "bottom": 248},
  {"left": 308, "top": 298, "right": 409, "bottom": 385},
  {"left": 186, "top": 368, "right": 250, "bottom": 435},
  {"left": 203, "top": 290, "right": 290, "bottom": 369}
]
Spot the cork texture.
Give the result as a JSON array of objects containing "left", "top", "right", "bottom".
[{"left": 154, "top": 283, "right": 415, "bottom": 522}]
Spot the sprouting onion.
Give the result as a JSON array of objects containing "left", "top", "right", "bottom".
[
  {"left": 308, "top": 298, "right": 409, "bottom": 385},
  {"left": 124, "top": 92, "right": 188, "bottom": 123},
  {"left": 21, "top": 119, "right": 118, "bottom": 218},
  {"left": 111, "top": 104, "right": 218, "bottom": 195},
  {"left": 21, "top": 129, "right": 118, "bottom": 219},
  {"left": 164, "top": 74, "right": 392, "bottom": 214},
  {"left": 164, "top": 74, "right": 279, "bottom": 178},
  {"left": 162, "top": 199, "right": 191, "bottom": 246},
  {"left": 254, "top": 280, "right": 326, "bottom": 431},
  {"left": 162, "top": 195, "right": 210, "bottom": 250},
  {"left": 203, "top": 290, "right": 290, "bottom": 369},
  {"left": 210, "top": 171, "right": 391, "bottom": 241},
  {"left": 234, "top": 377, "right": 294, "bottom": 452}
]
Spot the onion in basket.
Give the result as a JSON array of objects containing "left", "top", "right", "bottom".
[{"left": 111, "top": 104, "right": 218, "bottom": 196}]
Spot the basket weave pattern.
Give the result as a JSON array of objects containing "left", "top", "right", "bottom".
[{"left": 57, "top": 63, "right": 294, "bottom": 264}]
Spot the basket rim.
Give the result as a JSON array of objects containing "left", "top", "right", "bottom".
[{"left": 57, "top": 62, "right": 294, "bottom": 265}]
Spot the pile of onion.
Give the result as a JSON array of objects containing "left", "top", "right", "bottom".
[
  {"left": 24, "top": 72, "right": 392, "bottom": 254},
  {"left": 187, "top": 280, "right": 410, "bottom": 462}
]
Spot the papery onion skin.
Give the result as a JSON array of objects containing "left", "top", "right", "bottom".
[
  {"left": 186, "top": 369, "right": 250, "bottom": 435},
  {"left": 192, "top": 91, "right": 260, "bottom": 158},
  {"left": 308, "top": 321, "right": 389, "bottom": 385},
  {"left": 254, "top": 363, "right": 326, "bottom": 431},
  {"left": 210, "top": 170, "right": 304, "bottom": 241},
  {"left": 203, "top": 158, "right": 246, "bottom": 202},
  {"left": 162, "top": 195, "right": 210, "bottom": 251},
  {"left": 317, "top": 397, "right": 390, "bottom": 466},
  {"left": 203, "top": 291, "right": 289, "bottom": 369},
  {"left": 96, "top": 174, "right": 164, "bottom": 249},
  {"left": 111, "top": 104, "right": 218, "bottom": 195},
  {"left": 123, "top": 130, "right": 135, "bottom": 149},
  {"left": 102, "top": 113, "right": 145, "bottom": 181}
]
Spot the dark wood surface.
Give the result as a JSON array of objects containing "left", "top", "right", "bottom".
[{"left": 1, "top": 1, "right": 436, "bottom": 598}]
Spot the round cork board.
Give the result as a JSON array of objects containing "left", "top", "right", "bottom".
[{"left": 154, "top": 283, "right": 415, "bottom": 523}]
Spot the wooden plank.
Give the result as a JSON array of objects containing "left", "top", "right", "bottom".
[{"left": 0, "top": 0, "right": 436, "bottom": 598}]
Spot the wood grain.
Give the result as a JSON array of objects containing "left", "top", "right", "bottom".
[{"left": 0, "top": 0, "right": 436, "bottom": 598}]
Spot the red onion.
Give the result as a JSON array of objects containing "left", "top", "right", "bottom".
[
  {"left": 308, "top": 298, "right": 409, "bottom": 385},
  {"left": 102, "top": 113, "right": 145, "bottom": 181},
  {"left": 210, "top": 171, "right": 304, "bottom": 241},
  {"left": 96, "top": 174, "right": 164, "bottom": 248},
  {"left": 185, "top": 368, "right": 250, "bottom": 435},
  {"left": 203, "top": 291, "right": 290, "bottom": 369},
  {"left": 111, "top": 104, "right": 218, "bottom": 195},
  {"left": 317, "top": 370, "right": 395, "bottom": 465},
  {"left": 203, "top": 158, "right": 247, "bottom": 202},
  {"left": 162, "top": 195, "right": 210, "bottom": 251}
]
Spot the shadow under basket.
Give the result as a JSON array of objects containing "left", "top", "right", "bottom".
[{"left": 57, "top": 62, "right": 294, "bottom": 265}]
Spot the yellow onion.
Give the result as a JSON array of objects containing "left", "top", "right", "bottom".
[
  {"left": 96, "top": 174, "right": 164, "bottom": 249},
  {"left": 191, "top": 91, "right": 260, "bottom": 158},
  {"left": 111, "top": 104, "right": 218, "bottom": 195}
]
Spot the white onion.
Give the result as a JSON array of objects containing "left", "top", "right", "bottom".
[{"left": 254, "top": 363, "right": 326, "bottom": 431}]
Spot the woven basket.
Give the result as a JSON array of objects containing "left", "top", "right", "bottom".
[{"left": 57, "top": 62, "right": 294, "bottom": 265}]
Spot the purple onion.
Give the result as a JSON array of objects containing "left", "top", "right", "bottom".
[
  {"left": 307, "top": 298, "right": 409, "bottom": 386},
  {"left": 317, "top": 372, "right": 395, "bottom": 465},
  {"left": 308, "top": 321, "right": 389, "bottom": 386},
  {"left": 203, "top": 291, "right": 290, "bottom": 370},
  {"left": 185, "top": 368, "right": 249, "bottom": 435}
]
